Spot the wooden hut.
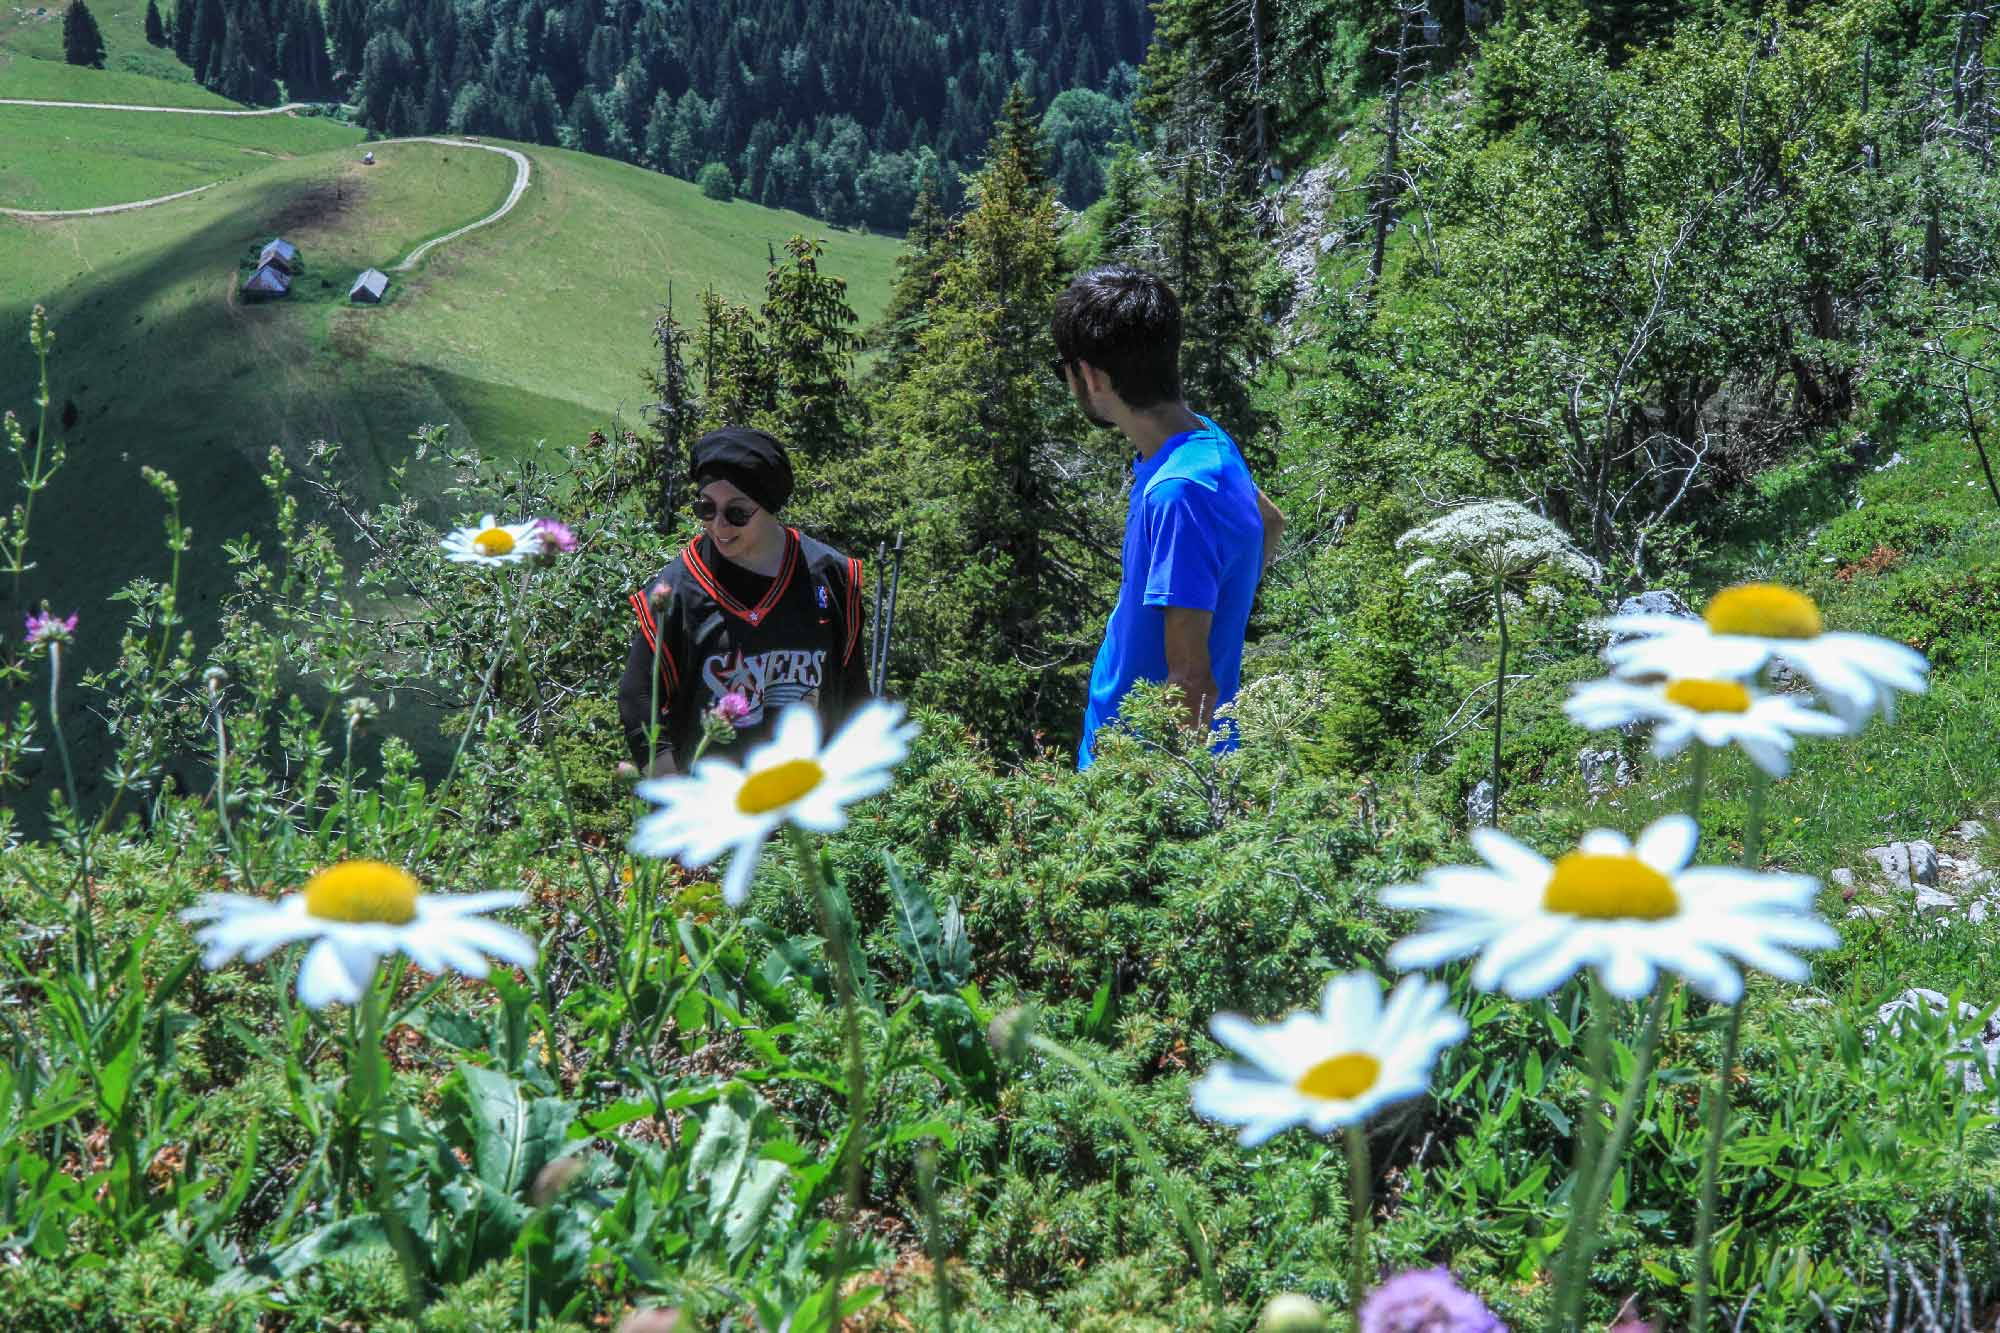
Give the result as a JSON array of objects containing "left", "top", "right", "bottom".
[
  {"left": 242, "top": 263, "right": 292, "bottom": 298},
  {"left": 259, "top": 238, "right": 301, "bottom": 273},
  {"left": 349, "top": 269, "right": 389, "bottom": 304}
]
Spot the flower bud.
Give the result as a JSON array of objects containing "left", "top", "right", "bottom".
[
  {"left": 1258, "top": 1294, "right": 1328, "bottom": 1333},
  {"left": 987, "top": 1005, "right": 1034, "bottom": 1062},
  {"left": 530, "top": 1154, "right": 587, "bottom": 1207},
  {"left": 344, "top": 696, "right": 380, "bottom": 728},
  {"left": 614, "top": 1308, "right": 683, "bottom": 1333},
  {"left": 203, "top": 666, "right": 229, "bottom": 697},
  {"left": 648, "top": 584, "right": 672, "bottom": 612}
]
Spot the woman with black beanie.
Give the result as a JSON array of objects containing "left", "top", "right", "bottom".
[{"left": 617, "top": 426, "right": 869, "bottom": 776}]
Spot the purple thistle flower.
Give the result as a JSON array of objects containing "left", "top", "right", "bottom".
[
  {"left": 24, "top": 609, "right": 77, "bottom": 649},
  {"left": 534, "top": 518, "right": 578, "bottom": 555},
  {"left": 715, "top": 691, "right": 752, "bottom": 723},
  {"left": 1358, "top": 1268, "right": 1507, "bottom": 1333}
]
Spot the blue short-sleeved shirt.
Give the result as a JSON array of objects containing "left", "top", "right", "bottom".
[{"left": 1078, "top": 415, "right": 1264, "bottom": 768}]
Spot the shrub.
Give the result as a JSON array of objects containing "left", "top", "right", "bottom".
[{"left": 697, "top": 161, "right": 735, "bottom": 201}]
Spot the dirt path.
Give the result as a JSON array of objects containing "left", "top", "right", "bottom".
[
  {"left": 0, "top": 182, "right": 215, "bottom": 219},
  {"left": 0, "top": 98, "right": 313, "bottom": 115},
  {"left": 0, "top": 123, "right": 531, "bottom": 261},
  {"left": 376, "top": 138, "right": 532, "bottom": 271}
]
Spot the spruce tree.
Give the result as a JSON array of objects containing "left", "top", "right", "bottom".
[
  {"left": 144, "top": 0, "right": 166, "bottom": 47},
  {"left": 857, "top": 83, "right": 1120, "bottom": 747},
  {"left": 872, "top": 178, "right": 954, "bottom": 378},
  {"left": 63, "top": 0, "right": 107, "bottom": 68},
  {"left": 170, "top": 0, "right": 192, "bottom": 64}
]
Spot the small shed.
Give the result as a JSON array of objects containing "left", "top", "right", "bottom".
[
  {"left": 259, "top": 238, "right": 301, "bottom": 272},
  {"left": 349, "top": 268, "right": 389, "bottom": 304},
  {"left": 242, "top": 263, "right": 292, "bottom": 298}
]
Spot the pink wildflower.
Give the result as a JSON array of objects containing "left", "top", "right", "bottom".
[{"left": 24, "top": 609, "right": 77, "bottom": 649}]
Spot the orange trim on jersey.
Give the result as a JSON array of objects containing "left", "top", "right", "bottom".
[
  {"left": 628, "top": 590, "right": 680, "bottom": 698},
  {"left": 842, "top": 557, "right": 864, "bottom": 666},
  {"left": 682, "top": 527, "right": 801, "bottom": 627}
]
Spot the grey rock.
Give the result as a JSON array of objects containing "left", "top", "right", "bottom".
[
  {"left": 1766, "top": 659, "right": 1811, "bottom": 695},
  {"left": 1871, "top": 988, "right": 2000, "bottom": 1093},
  {"left": 1616, "top": 589, "right": 1698, "bottom": 620},
  {"left": 1579, "top": 747, "right": 1635, "bottom": 795},
  {"left": 1967, "top": 897, "right": 1999, "bottom": 926},
  {"left": 1914, "top": 887, "right": 1960, "bottom": 916},
  {"left": 1467, "top": 780, "right": 1496, "bottom": 827},
  {"left": 1866, "top": 840, "right": 1940, "bottom": 887},
  {"left": 1846, "top": 905, "right": 1888, "bottom": 921},
  {"left": 1957, "top": 820, "right": 1990, "bottom": 843},
  {"left": 1830, "top": 868, "right": 1856, "bottom": 889}
]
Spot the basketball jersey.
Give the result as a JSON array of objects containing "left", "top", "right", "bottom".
[{"left": 627, "top": 528, "right": 866, "bottom": 762}]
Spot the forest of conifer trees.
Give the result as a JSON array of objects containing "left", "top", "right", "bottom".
[{"left": 159, "top": 0, "right": 1150, "bottom": 230}]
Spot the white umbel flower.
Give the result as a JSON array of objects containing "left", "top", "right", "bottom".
[
  {"left": 1382, "top": 816, "right": 1836, "bottom": 1003},
  {"left": 1191, "top": 972, "right": 1467, "bottom": 1147},
  {"left": 629, "top": 699, "right": 919, "bottom": 906},
  {"left": 1565, "top": 676, "right": 1851, "bottom": 776},
  {"left": 1396, "top": 500, "right": 1603, "bottom": 586},
  {"left": 1599, "top": 583, "right": 1929, "bottom": 726},
  {"left": 440, "top": 514, "right": 546, "bottom": 566},
  {"left": 181, "top": 860, "right": 538, "bottom": 1008}
]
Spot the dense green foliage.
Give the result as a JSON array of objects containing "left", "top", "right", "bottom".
[
  {"left": 10, "top": 0, "right": 2000, "bottom": 1327},
  {"left": 62, "top": 0, "right": 106, "bottom": 67},
  {"left": 159, "top": 0, "right": 1150, "bottom": 228}
]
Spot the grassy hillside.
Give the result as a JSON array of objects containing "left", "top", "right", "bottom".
[
  {"left": 0, "top": 0, "right": 226, "bottom": 105},
  {"left": 0, "top": 104, "right": 359, "bottom": 209}
]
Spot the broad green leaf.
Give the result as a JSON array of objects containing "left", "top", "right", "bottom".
[
  {"left": 452, "top": 1063, "right": 577, "bottom": 1194},
  {"left": 886, "top": 853, "right": 944, "bottom": 993}
]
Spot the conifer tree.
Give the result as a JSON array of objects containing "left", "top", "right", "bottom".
[
  {"left": 857, "top": 83, "right": 1120, "bottom": 747},
  {"left": 171, "top": 0, "right": 192, "bottom": 62},
  {"left": 63, "top": 0, "right": 107, "bottom": 68},
  {"left": 872, "top": 178, "right": 954, "bottom": 378},
  {"left": 145, "top": 0, "right": 166, "bottom": 47},
  {"left": 760, "top": 236, "right": 864, "bottom": 461}
]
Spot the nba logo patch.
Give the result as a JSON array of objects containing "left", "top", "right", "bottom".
[{"left": 817, "top": 585, "right": 830, "bottom": 609}]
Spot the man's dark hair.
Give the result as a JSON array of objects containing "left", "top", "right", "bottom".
[{"left": 1051, "top": 265, "right": 1182, "bottom": 410}]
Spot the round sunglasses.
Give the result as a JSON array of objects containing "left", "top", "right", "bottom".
[{"left": 692, "top": 496, "right": 759, "bottom": 527}]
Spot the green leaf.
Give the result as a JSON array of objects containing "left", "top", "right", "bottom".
[
  {"left": 451, "top": 1063, "right": 577, "bottom": 1195},
  {"left": 217, "top": 1216, "right": 389, "bottom": 1290},
  {"left": 1524, "top": 1047, "right": 1544, "bottom": 1098},
  {"left": 886, "top": 853, "right": 944, "bottom": 993}
]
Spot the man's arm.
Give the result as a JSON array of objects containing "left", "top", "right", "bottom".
[
  {"left": 1162, "top": 606, "right": 1220, "bottom": 733},
  {"left": 1255, "top": 485, "right": 1286, "bottom": 574}
]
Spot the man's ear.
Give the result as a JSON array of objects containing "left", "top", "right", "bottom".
[{"left": 1075, "top": 359, "right": 1115, "bottom": 401}]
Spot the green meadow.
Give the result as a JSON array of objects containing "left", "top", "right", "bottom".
[
  {"left": 0, "top": 0, "right": 223, "bottom": 104},
  {"left": 0, "top": 104, "right": 361, "bottom": 209}
]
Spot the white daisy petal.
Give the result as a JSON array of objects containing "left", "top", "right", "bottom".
[
  {"left": 1468, "top": 827, "right": 1553, "bottom": 883},
  {"left": 720, "top": 839, "right": 764, "bottom": 907},
  {"left": 1635, "top": 815, "right": 1698, "bottom": 872},
  {"left": 183, "top": 860, "right": 540, "bottom": 1008},
  {"left": 1192, "top": 970, "right": 1463, "bottom": 1147}
]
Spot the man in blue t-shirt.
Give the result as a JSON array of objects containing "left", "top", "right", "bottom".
[{"left": 1053, "top": 265, "right": 1286, "bottom": 768}]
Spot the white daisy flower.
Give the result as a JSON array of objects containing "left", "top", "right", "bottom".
[
  {"left": 1382, "top": 816, "right": 1837, "bottom": 1003},
  {"left": 440, "top": 514, "right": 546, "bottom": 566},
  {"left": 1564, "top": 676, "right": 1852, "bottom": 777},
  {"left": 629, "top": 699, "right": 919, "bottom": 906},
  {"left": 181, "top": 860, "right": 538, "bottom": 1008},
  {"left": 1599, "top": 583, "right": 1929, "bottom": 725},
  {"left": 1191, "top": 972, "right": 1467, "bottom": 1147}
]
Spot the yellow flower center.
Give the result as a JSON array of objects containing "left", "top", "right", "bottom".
[
  {"left": 736, "top": 759, "right": 825, "bottom": 814},
  {"left": 1663, "top": 679, "right": 1752, "bottom": 714},
  {"left": 1295, "top": 1052, "right": 1382, "bottom": 1101},
  {"left": 473, "top": 527, "right": 516, "bottom": 557},
  {"left": 1703, "top": 583, "right": 1822, "bottom": 639},
  {"left": 1542, "top": 851, "right": 1679, "bottom": 920},
  {"left": 303, "top": 860, "right": 420, "bottom": 924}
]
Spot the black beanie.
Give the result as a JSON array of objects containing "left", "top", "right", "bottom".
[{"left": 690, "top": 426, "right": 794, "bottom": 514}]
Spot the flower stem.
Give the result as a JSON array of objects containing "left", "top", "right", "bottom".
[
  {"left": 1345, "top": 1123, "right": 1373, "bottom": 1308},
  {"left": 1687, "top": 744, "right": 1710, "bottom": 821},
  {"left": 785, "top": 826, "right": 869, "bottom": 1328},
  {"left": 1028, "top": 1030, "right": 1220, "bottom": 1309},
  {"left": 1549, "top": 975, "right": 1615, "bottom": 1333},
  {"left": 417, "top": 563, "right": 533, "bottom": 862},
  {"left": 1693, "top": 769, "right": 1768, "bottom": 1328},
  {"left": 359, "top": 974, "right": 426, "bottom": 1314},
  {"left": 1491, "top": 574, "right": 1508, "bottom": 824}
]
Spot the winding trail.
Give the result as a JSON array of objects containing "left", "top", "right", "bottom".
[
  {"left": 0, "top": 98, "right": 313, "bottom": 115},
  {"left": 377, "top": 138, "right": 533, "bottom": 271},
  {"left": 0, "top": 181, "right": 216, "bottom": 219},
  {"left": 0, "top": 108, "right": 533, "bottom": 266}
]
